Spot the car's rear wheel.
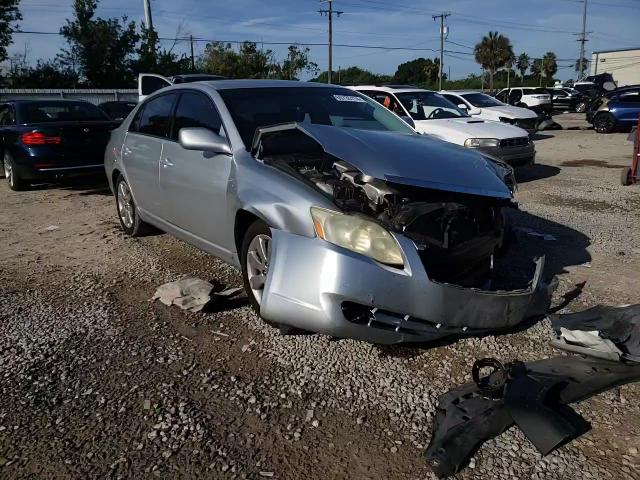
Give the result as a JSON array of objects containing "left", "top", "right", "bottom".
[
  {"left": 593, "top": 112, "right": 616, "bottom": 134},
  {"left": 241, "top": 219, "right": 272, "bottom": 314},
  {"left": 4, "top": 152, "right": 28, "bottom": 191},
  {"left": 115, "top": 174, "right": 153, "bottom": 236}
]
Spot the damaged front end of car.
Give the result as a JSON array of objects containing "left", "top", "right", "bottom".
[{"left": 251, "top": 123, "right": 555, "bottom": 343}]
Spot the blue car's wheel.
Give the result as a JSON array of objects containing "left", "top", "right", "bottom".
[{"left": 593, "top": 112, "right": 616, "bottom": 134}]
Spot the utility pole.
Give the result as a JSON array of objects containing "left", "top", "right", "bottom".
[
  {"left": 190, "top": 35, "right": 195, "bottom": 72},
  {"left": 319, "top": 1, "right": 343, "bottom": 84},
  {"left": 577, "top": 0, "right": 588, "bottom": 80},
  {"left": 143, "top": 0, "right": 153, "bottom": 31},
  {"left": 432, "top": 12, "right": 450, "bottom": 91}
]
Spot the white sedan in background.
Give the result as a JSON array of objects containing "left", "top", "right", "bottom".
[
  {"left": 440, "top": 90, "right": 539, "bottom": 135},
  {"left": 351, "top": 86, "right": 535, "bottom": 166}
]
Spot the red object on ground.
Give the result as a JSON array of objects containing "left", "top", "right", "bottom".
[{"left": 621, "top": 114, "right": 640, "bottom": 186}]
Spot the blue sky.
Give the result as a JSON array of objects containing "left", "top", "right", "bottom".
[{"left": 10, "top": 0, "right": 640, "bottom": 81}]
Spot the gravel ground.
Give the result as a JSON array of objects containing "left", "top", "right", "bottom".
[{"left": 0, "top": 113, "right": 639, "bottom": 479}]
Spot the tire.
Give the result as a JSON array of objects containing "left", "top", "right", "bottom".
[
  {"left": 114, "top": 174, "right": 153, "bottom": 236},
  {"left": 575, "top": 101, "right": 587, "bottom": 113},
  {"left": 240, "top": 219, "right": 272, "bottom": 315},
  {"left": 593, "top": 112, "right": 616, "bottom": 134},
  {"left": 620, "top": 167, "right": 633, "bottom": 186},
  {"left": 4, "top": 152, "right": 29, "bottom": 191}
]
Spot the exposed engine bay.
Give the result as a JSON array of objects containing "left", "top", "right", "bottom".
[{"left": 255, "top": 126, "right": 518, "bottom": 289}]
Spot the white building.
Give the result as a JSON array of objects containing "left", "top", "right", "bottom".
[{"left": 590, "top": 47, "right": 640, "bottom": 87}]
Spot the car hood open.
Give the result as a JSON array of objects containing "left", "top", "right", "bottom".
[{"left": 257, "top": 123, "right": 513, "bottom": 199}]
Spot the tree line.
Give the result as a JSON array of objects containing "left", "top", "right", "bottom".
[{"left": 0, "top": 0, "right": 579, "bottom": 90}]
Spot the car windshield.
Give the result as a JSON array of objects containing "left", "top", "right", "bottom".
[
  {"left": 394, "top": 91, "right": 468, "bottom": 120},
  {"left": 461, "top": 93, "right": 504, "bottom": 108},
  {"left": 218, "top": 86, "right": 415, "bottom": 148},
  {"left": 22, "top": 101, "right": 109, "bottom": 123}
]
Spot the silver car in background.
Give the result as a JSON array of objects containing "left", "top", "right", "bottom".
[{"left": 105, "top": 80, "right": 553, "bottom": 344}]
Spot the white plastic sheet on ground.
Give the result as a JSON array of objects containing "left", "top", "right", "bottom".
[{"left": 151, "top": 276, "right": 242, "bottom": 312}]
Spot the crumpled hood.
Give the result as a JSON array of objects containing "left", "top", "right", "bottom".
[
  {"left": 484, "top": 104, "right": 538, "bottom": 119},
  {"left": 416, "top": 117, "right": 529, "bottom": 140},
  {"left": 289, "top": 123, "right": 513, "bottom": 199}
]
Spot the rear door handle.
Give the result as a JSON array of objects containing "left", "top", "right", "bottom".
[{"left": 161, "top": 157, "right": 174, "bottom": 168}]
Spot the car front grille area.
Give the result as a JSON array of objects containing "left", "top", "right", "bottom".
[
  {"left": 341, "top": 302, "right": 474, "bottom": 337},
  {"left": 500, "top": 137, "right": 530, "bottom": 148},
  {"left": 514, "top": 118, "right": 537, "bottom": 131}
]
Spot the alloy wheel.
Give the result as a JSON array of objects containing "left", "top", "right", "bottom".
[
  {"left": 594, "top": 114, "right": 614, "bottom": 134},
  {"left": 246, "top": 233, "right": 271, "bottom": 305},
  {"left": 117, "top": 180, "right": 134, "bottom": 229}
]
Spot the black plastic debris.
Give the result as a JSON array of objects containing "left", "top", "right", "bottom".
[
  {"left": 424, "top": 356, "right": 640, "bottom": 478},
  {"left": 550, "top": 304, "right": 640, "bottom": 363}
]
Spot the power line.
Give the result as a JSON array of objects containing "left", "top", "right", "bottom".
[
  {"left": 318, "top": 0, "right": 344, "bottom": 84},
  {"left": 432, "top": 13, "right": 451, "bottom": 90}
]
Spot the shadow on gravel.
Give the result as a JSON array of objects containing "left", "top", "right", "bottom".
[
  {"left": 531, "top": 133, "right": 555, "bottom": 141},
  {"left": 30, "top": 175, "right": 112, "bottom": 195},
  {"left": 515, "top": 163, "right": 561, "bottom": 183},
  {"left": 375, "top": 210, "right": 592, "bottom": 357}
]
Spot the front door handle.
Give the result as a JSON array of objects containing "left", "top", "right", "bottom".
[{"left": 161, "top": 157, "right": 174, "bottom": 168}]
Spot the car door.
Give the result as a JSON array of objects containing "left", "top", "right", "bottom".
[
  {"left": 122, "top": 92, "right": 177, "bottom": 218},
  {"left": 138, "top": 73, "right": 172, "bottom": 102},
  {"left": 159, "top": 90, "right": 233, "bottom": 253},
  {"left": 613, "top": 91, "right": 640, "bottom": 124}
]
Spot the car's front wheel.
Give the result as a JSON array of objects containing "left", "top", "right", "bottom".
[
  {"left": 593, "top": 112, "right": 616, "bottom": 134},
  {"left": 4, "top": 152, "right": 28, "bottom": 191},
  {"left": 115, "top": 174, "right": 153, "bottom": 236},
  {"left": 241, "top": 219, "right": 272, "bottom": 314}
]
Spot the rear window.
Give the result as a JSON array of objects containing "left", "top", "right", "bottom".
[{"left": 22, "top": 101, "right": 109, "bottom": 123}]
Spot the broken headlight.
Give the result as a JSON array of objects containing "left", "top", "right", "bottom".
[
  {"left": 464, "top": 138, "right": 499, "bottom": 148},
  {"left": 310, "top": 207, "right": 404, "bottom": 267}
]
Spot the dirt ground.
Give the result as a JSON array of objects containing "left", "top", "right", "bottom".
[{"left": 1, "top": 113, "right": 639, "bottom": 480}]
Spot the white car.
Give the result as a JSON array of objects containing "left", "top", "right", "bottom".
[
  {"left": 350, "top": 86, "right": 535, "bottom": 166},
  {"left": 495, "top": 87, "right": 552, "bottom": 114},
  {"left": 440, "top": 90, "right": 538, "bottom": 135},
  {"left": 138, "top": 73, "right": 226, "bottom": 102}
]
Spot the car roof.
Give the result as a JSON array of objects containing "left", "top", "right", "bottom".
[
  {"left": 199, "top": 79, "right": 345, "bottom": 90},
  {"left": 441, "top": 90, "right": 484, "bottom": 95},
  {"left": 350, "top": 85, "right": 435, "bottom": 94}
]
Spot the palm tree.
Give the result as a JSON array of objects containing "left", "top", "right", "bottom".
[
  {"left": 542, "top": 51, "right": 558, "bottom": 86},
  {"left": 516, "top": 53, "right": 530, "bottom": 84},
  {"left": 474, "top": 31, "right": 514, "bottom": 91},
  {"left": 504, "top": 51, "right": 515, "bottom": 88}
]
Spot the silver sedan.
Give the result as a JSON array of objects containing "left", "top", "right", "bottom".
[{"left": 105, "top": 80, "right": 553, "bottom": 344}]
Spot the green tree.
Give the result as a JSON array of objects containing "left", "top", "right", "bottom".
[
  {"left": 199, "top": 41, "right": 276, "bottom": 79},
  {"left": 473, "top": 31, "right": 514, "bottom": 90},
  {"left": 7, "top": 59, "right": 79, "bottom": 88},
  {"left": 0, "top": 0, "right": 21, "bottom": 65},
  {"left": 136, "top": 25, "right": 190, "bottom": 76},
  {"left": 313, "top": 66, "right": 391, "bottom": 84},
  {"left": 575, "top": 57, "right": 589, "bottom": 75},
  {"left": 516, "top": 53, "right": 530, "bottom": 84},
  {"left": 542, "top": 51, "right": 558, "bottom": 84},
  {"left": 279, "top": 45, "right": 318, "bottom": 80},
  {"left": 59, "top": 0, "right": 140, "bottom": 87},
  {"left": 393, "top": 57, "right": 441, "bottom": 86}
]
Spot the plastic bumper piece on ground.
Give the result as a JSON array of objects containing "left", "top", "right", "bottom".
[{"left": 260, "top": 229, "right": 555, "bottom": 344}]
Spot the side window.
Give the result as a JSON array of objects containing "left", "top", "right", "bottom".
[
  {"left": 554, "top": 90, "right": 567, "bottom": 98},
  {"left": 137, "top": 94, "right": 176, "bottom": 138},
  {"left": 618, "top": 92, "right": 640, "bottom": 104},
  {"left": 360, "top": 91, "right": 404, "bottom": 116},
  {"left": 509, "top": 89, "right": 523, "bottom": 104},
  {"left": 172, "top": 92, "right": 223, "bottom": 141},
  {"left": 0, "top": 106, "right": 15, "bottom": 126},
  {"left": 443, "top": 94, "right": 464, "bottom": 108},
  {"left": 495, "top": 90, "right": 507, "bottom": 102},
  {"left": 129, "top": 106, "right": 144, "bottom": 133}
]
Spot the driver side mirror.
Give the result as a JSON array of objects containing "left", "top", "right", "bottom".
[
  {"left": 179, "top": 127, "right": 231, "bottom": 154},
  {"left": 457, "top": 103, "right": 468, "bottom": 110},
  {"left": 468, "top": 107, "right": 482, "bottom": 116}
]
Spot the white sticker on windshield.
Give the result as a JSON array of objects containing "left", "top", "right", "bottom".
[{"left": 333, "top": 94, "right": 366, "bottom": 103}]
